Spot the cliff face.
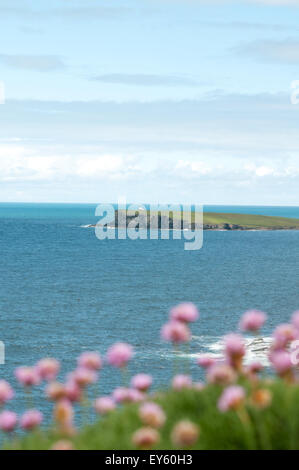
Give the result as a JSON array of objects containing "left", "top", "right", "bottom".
[{"left": 103, "top": 211, "right": 203, "bottom": 230}]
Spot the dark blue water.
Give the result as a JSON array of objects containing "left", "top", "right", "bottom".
[{"left": 1, "top": 203, "right": 299, "bottom": 422}]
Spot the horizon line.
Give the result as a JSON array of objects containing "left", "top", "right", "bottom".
[{"left": 1, "top": 202, "right": 299, "bottom": 208}]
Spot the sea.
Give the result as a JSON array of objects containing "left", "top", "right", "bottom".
[{"left": 1, "top": 203, "right": 299, "bottom": 421}]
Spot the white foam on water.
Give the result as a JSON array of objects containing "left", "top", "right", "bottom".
[
  {"left": 153, "top": 335, "right": 273, "bottom": 368},
  {"left": 192, "top": 335, "right": 272, "bottom": 366}
]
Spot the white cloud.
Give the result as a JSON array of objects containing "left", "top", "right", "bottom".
[
  {"left": 175, "top": 160, "right": 211, "bottom": 175},
  {"left": 254, "top": 166, "right": 275, "bottom": 177},
  {"left": 1, "top": 142, "right": 299, "bottom": 185},
  {"left": 244, "top": 164, "right": 276, "bottom": 176},
  {"left": 0, "top": 146, "right": 139, "bottom": 182},
  {"left": 2, "top": 142, "right": 299, "bottom": 204},
  {"left": 244, "top": 163, "right": 299, "bottom": 177},
  {"left": 75, "top": 156, "right": 126, "bottom": 177}
]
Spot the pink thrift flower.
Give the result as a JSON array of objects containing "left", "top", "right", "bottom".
[
  {"left": 36, "top": 358, "right": 60, "bottom": 381},
  {"left": 0, "top": 410, "right": 17, "bottom": 433},
  {"left": 247, "top": 361, "right": 264, "bottom": 375},
  {"left": 131, "top": 374, "right": 153, "bottom": 392},
  {"left": 127, "top": 388, "right": 145, "bottom": 403},
  {"left": 218, "top": 385, "right": 246, "bottom": 412},
  {"left": 161, "top": 321, "right": 191, "bottom": 343},
  {"left": 170, "top": 303, "right": 199, "bottom": 323},
  {"left": 171, "top": 420, "right": 199, "bottom": 447},
  {"left": 20, "top": 409, "right": 43, "bottom": 431},
  {"left": 64, "top": 381, "right": 82, "bottom": 403},
  {"left": 0, "top": 380, "right": 14, "bottom": 405},
  {"left": 224, "top": 334, "right": 246, "bottom": 357},
  {"left": 223, "top": 334, "right": 245, "bottom": 369},
  {"left": 172, "top": 374, "right": 192, "bottom": 390},
  {"left": 94, "top": 396, "right": 116, "bottom": 415},
  {"left": 112, "top": 387, "right": 131, "bottom": 404},
  {"left": 45, "top": 382, "right": 66, "bottom": 401},
  {"left": 206, "top": 363, "right": 236, "bottom": 386},
  {"left": 15, "top": 366, "right": 40, "bottom": 387},
  {"left": 132, "top": 427, "right": 160, "bottom": 449},
  {"left": 270, "top": 350, "right": 293, "bottom": 376},
  {"left": 112, "top": 387, "right": 144, "bottom": 404},
  {"left": 273, "top": 324, "right": 297, "bottom": 350},
  {"left": 78, "top": 352, "right": 102, "bottom": 371},
  {"left": 71, "top": 368, "right": 97, "bottom": 387},
  {"left": 239, "top": 310, "right": 267, "bottom": 332},
  {"left": 197, "top": 355, "right": 216, "bottom": 369},
  {"left": 106, "top": 342, "right": 134, "bottom": 368},
  {"left": 139, "top": 402, "right": 166, "bottom": 428}
]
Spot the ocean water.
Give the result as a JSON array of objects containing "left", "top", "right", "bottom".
[{"left": 1, "top": 203, "right": 299, "bottom": 420}]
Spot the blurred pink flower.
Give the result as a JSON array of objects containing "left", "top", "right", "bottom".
[
  {"left": 239, "top": 310, "right": 267, "bottom": 332},
  {"left": 247, "top": 361, "right": 264, "bottom": 375},
  {"left": 0, "top": 410, "right": 17, "bottom": 433},
  {"left": 197, "top": 355, "right": 216, "bottom": 369},
  {"left": 20, "top": 409, "right": 43, "bottom": 431},
  {"left": 15, "top": 366, "right": 40, "bottom": 387},
  {"left": 224, "top": 334, "right": 246, "bottom": 358},
  {"left": 218, "top": 385, "right": 245, "bottom": 412},
  {"left": 171, "top": 420, "right": 199, "bottom": 447},
  {"left": 224, "top": 334, "right": 245, "bottom": 369},
  {"left": 71, "top": 368, "right": 97, "bottom": 388},
  {"left": 94, "top": 396, "right": 116, "bottom": 415},
  {"left": 78, "top": 352, "right": 102, "bottom": 371},
  {"left": 206, "top": 363, "right": 236, "bottom": 386},
  {"left": 172, "top": 374, "right": 192, "bottom": 390},
  {"left": 273, "top": 324, "right": 297, "bottom": 350},
  {"left": 139, "top": 402, "right": 166, "bottom": 428},
  {"left": 65, "top": 381, "right": 82, "bottom": 403},
  {"left": 36, "top": 358, "right": 60, "bottom": 382},
  {"left": 127, "top": 388, "right": 145, "bottom": 403},
  {"left": 106, "top": 342, "right": 134, "bottom": 368},
  {"left": 131, "top": 374, "right": 152, "bottom": 392},
  {"left": 270, "top": 350, "right": 293, "bottom": 376},
  {"left": 161, "top": 321, "right": 191, "bottom": 343},
  {"left": 45, "top": 382, "right": 66, "bottom": 401},
  {"left": 0, "top": 380, "right": 14, "bottom": 405},
  {"left": 132, "top": 427, "right": 160, "bottom": 449},
  {"left": 112, "top": 387, "right": 131, "bottom": 403},
  {"left": 170, "top": 303, "right": 199, "bottom": 323}
]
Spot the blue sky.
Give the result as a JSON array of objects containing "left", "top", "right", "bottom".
[{"left": 0, "top": 0, "right": 299, "bottom": 204}]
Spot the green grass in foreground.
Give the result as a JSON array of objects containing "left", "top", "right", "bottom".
[{"left": 6, "top": 379, "right": 299, "bottom": 450}]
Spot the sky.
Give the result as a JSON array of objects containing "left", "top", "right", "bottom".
[{"left": 0, "top": 0, "right": 299, "bottom": 205}]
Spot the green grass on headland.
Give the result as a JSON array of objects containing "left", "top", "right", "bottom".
[
  {"left": 203, "top": 212, "right": 299, "bottom": 229},
  {"left": 122, "top": 209, "right": 299, "bottom": 230}
]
